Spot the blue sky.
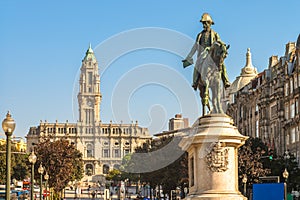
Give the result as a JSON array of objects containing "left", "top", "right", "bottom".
[{"left": 1, "top": 0, "right": 300, "bottom": 138}]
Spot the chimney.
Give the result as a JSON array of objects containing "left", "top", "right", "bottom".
[
  {"left": 285, "top": 42, "right": 295, "bottom": 57},
  {"left": 268, "top": 55, "right": 278, "bottom": 69},
  {"left": 175, "top": 114, "right": 182, "bottom": 118}
]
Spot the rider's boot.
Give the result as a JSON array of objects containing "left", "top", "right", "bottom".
[
  {"left": 192, "top": 69, "right": 200, "bottom": 90},
  {"left": 221, "top": 64, "right": 231, "bottom": 88}
]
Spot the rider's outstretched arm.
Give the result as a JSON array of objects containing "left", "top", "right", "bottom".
[{"left": 182, "top": 42, "right": 197, "bottom": 68}]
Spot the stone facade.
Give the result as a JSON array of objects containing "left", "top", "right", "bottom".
[
  {"left": 168, "top": 114, "right": 189, "bottom": 131},
  {"left": 26, "top": 45, "right": 151, "bottom": 181},
  {"left": 226, "top": 37, "right": 300, "bottom": 164}
]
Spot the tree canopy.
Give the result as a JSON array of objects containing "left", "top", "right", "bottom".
[
  {"left": 122, "top": 136, "right": 188, "bottom": 199},
  {"left": 0, "top": 143, "right": 29, "bottom": 184},
  {"left": 238, "top": 137, "right": 271, "bottom": 195},
  {"left": 268, "top": 151, "right": 300, "bottom": 192},
  {"left": 34, "top": 139, "right": 84, "bottom": 197}
]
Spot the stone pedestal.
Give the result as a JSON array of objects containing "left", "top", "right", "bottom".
[{"left": 179, "top": 114, "right": 248, "bottom": 200}]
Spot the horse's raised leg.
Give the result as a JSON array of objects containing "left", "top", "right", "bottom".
[{"left": 198, "top": 82, "right": 210, "bottom": 116}]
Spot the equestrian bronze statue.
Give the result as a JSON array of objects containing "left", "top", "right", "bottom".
[{"left": 183, "top": 13, "right": 230, "bottom": 116}]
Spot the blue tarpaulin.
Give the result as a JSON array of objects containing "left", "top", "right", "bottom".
[{"left": 253, "top": 183, "right": 285, "bottom": 200}]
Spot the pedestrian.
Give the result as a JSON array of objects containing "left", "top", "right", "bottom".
[
  {"left": 91, "top": 190, "right": 96, "bottom": 199},
  {"left": 88, "top": 185, "right": 91, "bottom": 198}
]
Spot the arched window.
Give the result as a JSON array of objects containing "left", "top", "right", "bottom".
[
  {"left": 103, "top": 164, "right": 110, "bottom": 174},
  {"left": 86, "top": 164, "right": 93, "bottom": 175}
]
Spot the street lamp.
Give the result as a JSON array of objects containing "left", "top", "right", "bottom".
[
  {"left": 283, "top": 150, "right": 290, "bottom": 182},
  {"left": 242, "top": 174, "right": 247, "bottom": 196},
  {"left": 283, "top": 168, "right": 289, "bottom": 182},
  {"left": 38, "top": 163, "right": 44, "bottom": 200},
  {"left": 28, "top": 150, "right": 37, "bottom": 200},
  {"left": 2, "top": 112, "right": 16, "bottom": 200},
  {"left": 44, "top": 172, "right": 49, "bottom": 200}
]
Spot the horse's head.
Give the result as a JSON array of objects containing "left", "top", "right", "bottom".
[{"left": 209, "top": 41, "right": 229, "bottom": 70}]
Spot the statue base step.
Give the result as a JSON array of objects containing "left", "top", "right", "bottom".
[{"left": 186, "top": 193, "right": 247, "bottom": 200}]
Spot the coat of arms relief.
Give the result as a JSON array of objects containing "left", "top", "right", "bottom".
[{"left": 205, "top": 141, "right": 229, "bottom": 172}]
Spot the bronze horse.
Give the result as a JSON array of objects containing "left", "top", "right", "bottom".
[{"left": 196, "top": 41, "right": 229, "bottom": 116}]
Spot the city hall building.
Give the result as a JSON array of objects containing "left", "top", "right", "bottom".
[{"left": 26, "top": 46, "right": 151, "bottom": 181}]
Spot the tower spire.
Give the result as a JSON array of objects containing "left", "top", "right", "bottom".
[
  {"left": 83, "top": 43, "right": 95, "bottom": 61},
  {"left": 246, "top": 48, "right": 253, "bottom": 68},
  {"left": 241, "top": 48, "right": 256, "bottom": 75}
]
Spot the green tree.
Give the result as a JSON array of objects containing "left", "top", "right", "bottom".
[
  {"left": 0, "top": 143, "right": 29, "bottom": 184},
  {"left": 0, "top": 144, "right": 7, "bottom": 184},
  {"left": 269, "top": 152, "right": 300, "bottom": 192},
  {"left": 34, "top": 139, "right": 83, "bottom": 199},
  {"left": 238, "top": 137, "right": 271, "bottom": 195},
  {"left": 125, "top": 136, "right": 188, "bottom": 199},
  {"left": 106, "top": 169, "right": 122, "bottom": 183},
  {"left": 11, "top": 147, "right": 29, "bottom": 181}
]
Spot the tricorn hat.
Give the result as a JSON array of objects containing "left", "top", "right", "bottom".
[{"left": 200, "top": 13, "right": 214, "bottom": 25}]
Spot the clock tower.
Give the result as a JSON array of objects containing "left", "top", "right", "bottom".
[
  {"left": 27, "top": 44, "right": 151, "bottom": 179},
  {"left": 78, "top": 44, "right": 102, "bottom": 126}
]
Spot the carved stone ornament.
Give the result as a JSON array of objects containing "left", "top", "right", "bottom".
[{"left": 205, "top": 141, "right": 229, "bottom": 172}]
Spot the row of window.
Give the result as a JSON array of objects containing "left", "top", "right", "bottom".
[
  {"left": 85, "top": 163, "right": 119, "bottom": 175},
  {"left": 81, "top": 127, "right": 138, "bottom": 135},
  {"left": 102, "top": 127, "right": 136, "bottom": 134},
  {"left": 238, "top": 104, "right": 259, "bottom": 119},
  {"left": 47, "top": 127, "right": 77, "bottom": 134},
  {"left": 103, "top": 141, "right": 130, "bottom": 146},
  {"left": 102, "top": 149, "right": 130, "bottom": 158},
  {"left": 284, "top": 98, "right": 299, "bottom": 119},
  {"left": 86, "top": 146, "right": 130, "bottom": 158},
  {"left": 82, "top": 84, "right": 100, "bottom": 93},
  {"left": 284, "top": 74, "right": 300, "bottom": 96},
  {"left": 45, "top": 127, "right": 139, "bottom": 135},
  {"left": 286, "top": 127, "right": 300, "bottom": 145}
]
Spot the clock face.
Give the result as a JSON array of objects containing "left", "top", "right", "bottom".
[{"left": 87, "top": 100, "right": 93, "bottom": 106}]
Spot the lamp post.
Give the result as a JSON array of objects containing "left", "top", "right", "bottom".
[
  {"left": 44, "top": 172, "right": 49, "bottom": 200},
  {"left": 242, "top": 174, "right": 247, "bottom": 196},
  {"left": 283, "top": 150, "right": 290, "bottom": 182},
  {"left": 38, "top": 163, "right": 44, "bottom": 200},
  {"left": 283, "top": 168, "right": 289, "bottom": 182},
  {"left": 2, "top": 112, "right": 16, "bottom": 200},
  {"left": 29, "top": 151, "right": 37, "bottom": 200}
]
